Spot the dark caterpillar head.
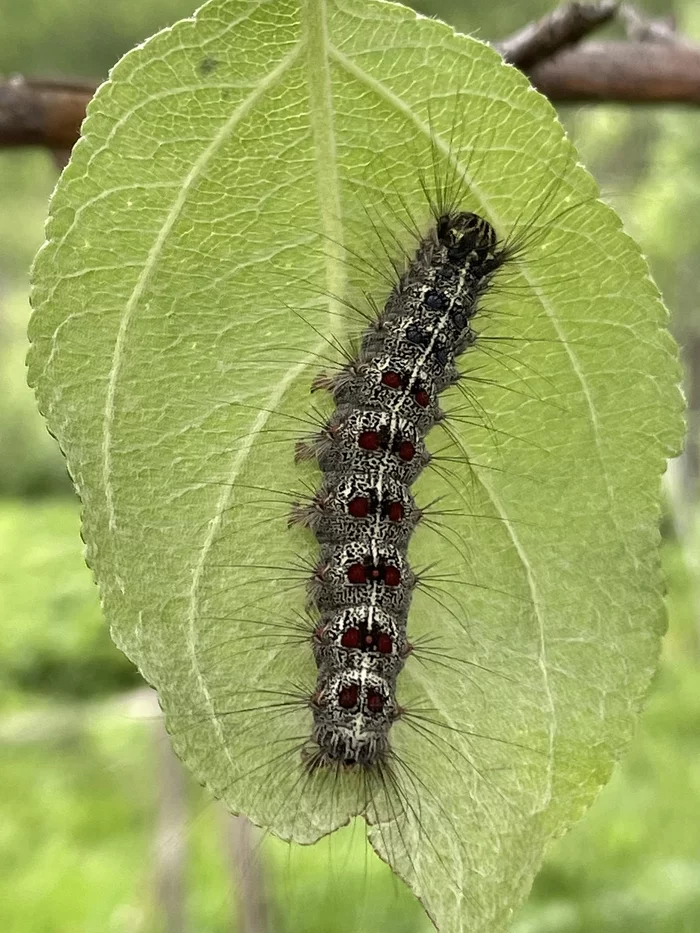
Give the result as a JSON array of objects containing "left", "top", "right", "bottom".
[
  {"left": 310, "top": 669, "right": 398, "bottom": 767},
  {"left": 436, "top": 210, "right": 497, "bottom": 262}
]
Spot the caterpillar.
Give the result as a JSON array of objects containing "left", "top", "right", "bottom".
[
  {"left": 174, "top": 121, "right": 580, "bottom": 860},
  {"left": 129, "top": 96, "right": 601, "bottom": 933},
  {"left": 166, "top": 137, "right": 581, "bottom": 932},
  {"left": 293, "top": 208, "right": 507, "bottom": 772}
]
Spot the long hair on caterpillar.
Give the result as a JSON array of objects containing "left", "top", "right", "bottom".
[
  {"left": 193, "top": 604, "right": 517, "bottom": 693},
  {"left": 125, "top": 682, "right": 478, "bottom": 933},
  {"left": 107, "top": 686, "right": 435, "bottom": 933},
  {"left": 159, "top": 656, "right": 545, "bottom": 920}
]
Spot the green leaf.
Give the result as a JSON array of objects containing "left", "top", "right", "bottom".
[{"left": 28, "top": 0, "right": 684, "bottom": 929}]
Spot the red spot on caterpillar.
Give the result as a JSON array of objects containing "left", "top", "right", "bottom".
[
  {"left": 347, "top": 563, "right": 367, "bottom": 584},
  {"left": 348, "top": 496, "right": 370, "bottom": 518},
  {"left": 359, "top": 431, "right": 380, "bottom": 451},
  {"left": 381, "top": 371, "right": 402, "bottom": 389},
  {"left": 384, "top": 565, "right": 401, "bottom": 587},
  {"left": 339, "top": 684, "right": 359, "bottom": 708},
  {"left": 387, "top": 501, "right": 404, "bottom": 522},
  {"left": 341, "top": 627, "right": 361, "bottom": 649},
  {"left": 377, "top": 633, "right": 393, "bottom": 654},
  {"left": 303, "top": 206, "right": 501, "bottom": 769},
  {"left": 398, "top": 440, "right": 415, "bottom": 461}
]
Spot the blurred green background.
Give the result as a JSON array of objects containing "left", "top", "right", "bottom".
[{"left": 1, "top": 1, "right": 699, "bottom": 931}]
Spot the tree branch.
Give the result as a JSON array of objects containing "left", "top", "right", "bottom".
[
  {"left": 497, "top": 0, "right": 619, "bottom": 70},
  {"left": 0, "top": 76, "right": 95, "bottom": 150},
  {"left": 2, "top": 2, "right": 700, "bottom": 160},
  {"left": 528, "top": 40, "right": 700, "bottom": 103}
]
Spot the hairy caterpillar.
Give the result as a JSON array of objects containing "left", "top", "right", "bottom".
[
  {"left": 162, "top": 112, "right": 585, "bottom": 931},
  {"left": 295, "top": 207, "right": 506, "bottom": 771}
]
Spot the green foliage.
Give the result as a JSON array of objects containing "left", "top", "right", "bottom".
[
  {"left": 0, "top": 152, "right": 73, "bottom": 497},
  {"left": 0, "top": 0, "right": 561, "bottom": 78},
  {"left": 0, "top": 701, "right": 426, "bottom": 933},
  {"left": 569, "top": 104, "right": 700, "bottom": 347},
  {"left": 0, "top": 289, "right": 72, "bottom": 497},
  {"left": 517, "top": 639, "right": 700, "bottom": 932},
  {"left": 0, "top": 0, "right": 196, "bottom": 76},
  {"left": 27, "top": 0, "right": 683, "bottom": 930},
  {"left": 0, "top": 500, "right": 138, "bottom": 704},
  {"left": 0, "top": 152, "right": 56, "bottom": 282}
]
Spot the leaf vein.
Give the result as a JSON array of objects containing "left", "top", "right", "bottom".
[{"left": 101, "top": 41, "right": 303, "bottom": 533}]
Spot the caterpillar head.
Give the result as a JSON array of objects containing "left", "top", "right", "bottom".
[{"left": 436, "top": 210, "right": 497, "bottom": 262}]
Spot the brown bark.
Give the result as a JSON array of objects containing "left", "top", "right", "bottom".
[
  {"left": 529, "top": 40, "right": 700, "bottom": 103},
  {"left": 0, "top": 77, "right": 95, "bottom": 150},
  {"left": 497, "top": 0, "right": 619, "bottom": 70}
]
